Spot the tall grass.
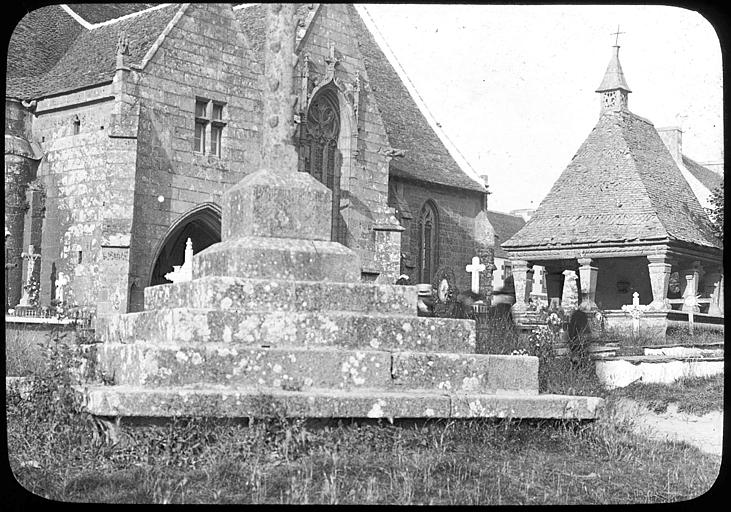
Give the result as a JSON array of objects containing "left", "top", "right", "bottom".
[{"left": 7, "top": 327, "right": 721, "bottom": 504}]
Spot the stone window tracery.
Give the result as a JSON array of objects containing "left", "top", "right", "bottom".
[
  {"left": 297, "top": 88, "right": 343, "bottom": 242},
  {"left": 418, "top": 201, "right": 439, "bottom": 284}
]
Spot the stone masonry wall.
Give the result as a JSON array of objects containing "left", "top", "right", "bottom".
[
  {"left": 396, "top": 177, "right": 490, "bottom": 293},
  {"left": 126, "top": 4, "right": 263, "bottom": 310},
  {"left": 31, "top": 85, "right": 139, "bottom": 314},
  {"left": 298, "top": 4, "right": 397, "bottom": 275}
]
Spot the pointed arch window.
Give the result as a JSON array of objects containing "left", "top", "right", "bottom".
[
  {"left": 298, "top": 87, "right": 343, "bottom": 242},
  {"left": 418, "top": 201, "right": 439, "bottom": 283}
]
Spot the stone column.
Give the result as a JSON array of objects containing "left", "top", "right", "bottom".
[
  {"left": 701, "top": 268, "right": 722, "bottom": 316},
  {"left": 561, "top": 270, "right": 579, "bottom": 313},
  {"left": 577, "top": 257, "right": 598, "bottom": 311},
  {"left": 545, "top": 269, "right": 563, "bottom": 308},
  {"left": 681, "top": 261, "right": 703, "bottom": 313},
  {"left": 646, "top": 254, "right": 672, "bottom": 311},
  {"left": 510, "top": 260, "right": 531, "bottom": 312}
]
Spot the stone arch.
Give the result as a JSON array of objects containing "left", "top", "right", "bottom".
[
  {"left": 418, "top": 200, "right": 440, "bottom": 284},
  {"left": 298, "top": 82, "right": 357, "bottom": 245},
  {"left": 148, "top": 202, "right": 221, "bottom": 287}
]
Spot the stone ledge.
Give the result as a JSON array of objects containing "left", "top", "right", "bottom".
[
  {"left": 79, "top": 386, "right": 603, "bottom": 420},
  {"left": 193, "top": 236, "right": 362, "bottom": 282},
  {"left": 97, "top": 309, "right": 476, "bottom": 353},
  {"left": 144, "top": 276, "right": 418, "bottom": 315},
  {"left": 91, "top": 344, "right": 537, "bottom": 394}
]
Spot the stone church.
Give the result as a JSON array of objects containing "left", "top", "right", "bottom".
[{"left": 5, "top": 3, "right": 493, "bottom": 316}]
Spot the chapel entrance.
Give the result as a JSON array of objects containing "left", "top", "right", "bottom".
[
  {"left": 149, "top": 204, "right": 221, "bottom": 286},
  {"left": 297, "top": 87, "right": 344, "bottom": 243}
]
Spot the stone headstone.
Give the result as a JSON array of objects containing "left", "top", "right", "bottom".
[
  {"left": 561, "top": 270, "right": 579, "bottom": 312},
  {"left": 465, "top": 256, "right": 486, "bottom": 295}
]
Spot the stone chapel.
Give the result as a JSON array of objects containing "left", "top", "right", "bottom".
[{"left": 5, "top": 3, "right": 493, "bottom": 316}]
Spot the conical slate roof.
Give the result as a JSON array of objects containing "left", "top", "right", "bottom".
[
  {"left": 502, "top": 109, "right": 720, "bottom": 251},
  {"left": 596, "top": 45, "right": 631, "bottom": 92}
]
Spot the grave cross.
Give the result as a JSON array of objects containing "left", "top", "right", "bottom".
[
  {"left": 621, "top": 291, "right": 648, "bottom": 336},
  {"left": 465, "top": 256, "right": 486, "bottom": 294},
  {"left": 165, "top": 238, "right": 194, "bottom": 284}
]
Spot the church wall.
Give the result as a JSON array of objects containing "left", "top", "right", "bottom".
[
  {"left": 298, "top": 4, "right": 398, "bottom": 279},
  {"left": 30, "top": 88, "right": 139, "bottom": 314},
  {"left": 395, "top": 177, "right": 486, "bottom": 293},
  {"left": 124, "top": 4, "right": 263, "bottom": 310}
]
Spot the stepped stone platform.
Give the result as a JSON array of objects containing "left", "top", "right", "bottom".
[{"left": 78, "top": 9, "right": 602, "bottom": 421}]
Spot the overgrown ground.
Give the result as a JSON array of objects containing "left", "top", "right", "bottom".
[{"left": 6, "top": 327, "right": 724, "bottom": 505}]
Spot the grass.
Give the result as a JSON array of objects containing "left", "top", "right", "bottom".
[
  {"left": 609, "top": 374, "right": 724, "bottom": 416},
  {"left": 6, "top": 315, "right": 724, "bottom": 505}
]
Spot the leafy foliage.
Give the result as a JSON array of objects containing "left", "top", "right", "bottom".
[{"left": 706, "top": 179, "right": 724, "bottom": 243}]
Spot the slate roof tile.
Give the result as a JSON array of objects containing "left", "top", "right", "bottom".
[
  {"left": 485, "top": 210, "right": 525, "bottom": 258},
  {"left": 682, "top": 155, "right": 723, "bottom": 192}
]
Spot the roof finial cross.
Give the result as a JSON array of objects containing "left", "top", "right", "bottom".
[{"left": 611, "top": 25, "right": 625, "bottom": 46}]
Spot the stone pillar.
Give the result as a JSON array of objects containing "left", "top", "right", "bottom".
[
  {"left": 681, "top": 261, "right": 703, "bottom": 313},
  {"left": 510, "top": 260, "right": 531, "bottom": 312},
  {"left": 561, "top": 270, "right": 578, "bottom": 313},
  {"left": 646, "top": 254, "right": 672, "bottom": 311},
  {"left": 545, "top": 269, "right": 563, "bottom": 308},
  {"left": 702, "top": 269, "right": 723, "bottom": 316},
  {"left": 577, "top": 257, "right": 598, "bottom": 311}
]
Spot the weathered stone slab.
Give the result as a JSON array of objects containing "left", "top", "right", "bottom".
[
  {"left": 450, "top": 393, "right": 604, "bottom": 420},
  {"left": 94, "top": 344, "right": 393, "bottom": 390},
  {"left": 143, "top": 276, "right": 418, "bottom": 315},
  {"left": 193, "top": 237, "right": 361, "bottom": 282},
  {"left": 97, "top": 308, "right": 476, "bottom": 353},
  {"left": 391, "top": 352, "right": 539, "bottom": 395},
  {"left": 81, "top": 386, "right": 453, "bottom": 419},
  {"left": 221, "top": 169, "right": 332, "bottom": 241},
  {"left": 80, "top": 386, "right": 603, "bottom": 420}
]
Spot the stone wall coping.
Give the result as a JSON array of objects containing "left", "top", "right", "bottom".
[{"left": 5, "top": 315, "right": 74, "bottom": 325}]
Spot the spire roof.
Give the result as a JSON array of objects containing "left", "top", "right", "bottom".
[{"left": 596, "top": 45, "right": 632, "bottom": 93}]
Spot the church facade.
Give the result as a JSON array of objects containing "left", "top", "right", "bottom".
[{"left": 5, "top": 3, "right": 492, "bottom": 316}]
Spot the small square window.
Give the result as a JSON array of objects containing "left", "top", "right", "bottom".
[
  {"left": 212, "top": 103, "right": 224, "bottom": 121},
  {"left": 195, "top": 100, "right": 208, "bottom": 118}
]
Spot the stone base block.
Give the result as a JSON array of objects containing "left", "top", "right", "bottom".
[
  {"left": 144, "top": 276, "right": 417, "bottom": 315},
  {"left": 96, "top": 308, "right": 476, "bottom": 353},
  {"left": 391, "top": 352, "right": 538, "bottom": 395},
  {"left": 222, "top": 169, "right": 332, "bottom": 241},
  {"left": 80, "top": 386, "right": 603, "bottom": 420},
  {"left": 193, "top": 237, "right": 361, "bottom": 282},
  {"left": 91, "top": 344, "right": 537, "bottom": 394}
]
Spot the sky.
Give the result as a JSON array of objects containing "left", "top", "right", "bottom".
[{"left": 358, "top": 4, "right": 724, "bottom": 213}]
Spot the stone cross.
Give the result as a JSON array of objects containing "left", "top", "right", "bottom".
[
  {"left": 465, "top": 256, "right": 486, "bottom": 294},
  {"left": 621, "top": 292, "right": 648, "bottom": 336},
  {"left": 55, "top": 272, "right": 69, "bottom": 304},
  {"left": 165, "top": 238, "right": 194, "bottom": 284},
  {"left": 261, "top": 3, "right": 298, "bottom": 174}
]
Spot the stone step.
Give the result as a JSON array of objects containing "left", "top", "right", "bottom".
[
  {"left": 97, "top": 309, "right": 476, "bottom": 353},
  {"left": 144, "top": 276, "right": 417, "bottom": 316},
  {"left": 80, "top": 385, "right": 602, "bottom": 419},
  {"left": 91, "top": 344, "right": 539, "bottom": 395},
  {"left": 643, "top": 346, "right": 723, "bottom": 358},
  {"left": 193, "top": 237, "right": 361, "bottom": 282},
  {"left": 595, "top": 357, "right": 724, "bottom": 389}
]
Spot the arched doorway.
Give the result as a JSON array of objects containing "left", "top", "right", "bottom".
[
  {"left": 149, "top": 203, "right": 221, "bottom": 286},
  {"left": 297, "top": 86, "right": 344, "bottom": 243}
]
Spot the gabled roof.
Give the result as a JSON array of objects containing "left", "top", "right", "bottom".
[
  {"left": 346, "top": 4, "right": 485, "bottom": 193},
  {"left": 485, "top": 210, "right": 525, "bottom": 259},
  {"left": 503, "top": 110, "right": 720, "bottom": 251},
  {"left": 65, "top": 3, "right": 160, "bottom": 25},
  {"left": 235, "top": 3, "right": 486, "bottom": 193},
  {"left": 682, "top": 155, "right": 723, "bottom": 192},
  {"left": 6, "top": 4, "right": 181, "bottom": 99},
  {"left": 7, "top": 3, "right": 485, "bottom": 194}
]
